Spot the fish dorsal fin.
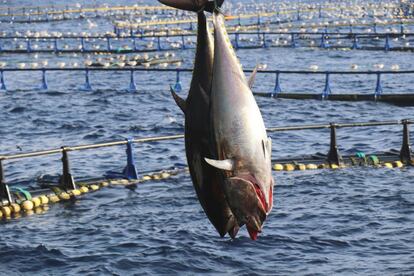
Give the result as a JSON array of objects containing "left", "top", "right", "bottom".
[
  {"left": 204, "top": 157, "right": 234, "bottom": 171},
  {"left": 248, "top": 64, "right": 259, "bottom": 89},
  {"left": 170, "top": 85, "right": 187, "bottom": 113}
]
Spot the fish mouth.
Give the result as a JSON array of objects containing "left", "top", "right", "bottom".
[
  {"left": 252, "top": 182, "right": 268, "bottom": 214},
  {"left": 224, "top": 175, "right": 268, "bottom": 240},
  {"left": 246, "top": 217, "right": 261, "bottom": 241},
  {"left": 239, "top": 176, "right": 268, "bottom": 241},
  {"left": 235, "top": 174, "right": 271, "bottom": 214}
]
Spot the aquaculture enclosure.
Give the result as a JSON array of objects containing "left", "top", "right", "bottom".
[{"left": 0, "top": 0, "right": 413, "bottom": 275}]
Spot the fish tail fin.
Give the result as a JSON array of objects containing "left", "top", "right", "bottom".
[{"left": 157, "top": 0, "right": 223, "bottom": 13}]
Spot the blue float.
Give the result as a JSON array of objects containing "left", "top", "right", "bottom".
[
  {"left": 105, "top": 138, "right": 139, "bottom": 180},
  {"left": 322, "top": 73, "right": 332, "bottom": 99},
  {"left": 351, "top": 36, "right": 360, "bottom": 49},
  {"left": 291, "top": 33, "right": 297, "bottom": 48},
  {"left": 39, "top": 69, "right": 48, "bottom": 90},
  {"left": 157, "top": 36, "right": 162, "bottom": 51},
  {"left": 106, "top": 37, "right": 112, "bottom": 51},
  {"left": 0, "top": 70, "right": 6, "bottom": 91},
  {"left": 263, "top": 33, "right": 269, "bottom": 48},
  {"left": 181, "top": 35, "right": 185, "bottom": 50},
  {"left": 122, "top": 138, "right": 139, "bottom": 180},
  {"left": 80, "top": 37, "right": 86, "bottom": 52},
  {"left": 53, "top": 38, "right": 59, "bottom": 52},
  {"left": 272, "top": 71, "right": 282, "bottom": 97},
  {"left": 234, "top": 33, "right": 240, "bottom": 49},
  {"left": 374, "top": 73, "right": 383, "bottom": 99},
  {"left": 384, "top": 35, "right": 391, "bottom": 52},
  {"left": 174, "top": 70, "right": 182, "bottom": 93},
  {"left": 26, "top": 39, "right": 32, "bottom": 53},
  {"left": 80, "top": 69, "right": 92, "bottom": 91},
  {"left": 320, "top": 34, "right": 328, "bottom": 48},
  {"left": 128, "top": 70, "right": 137, "bottom": 92}
]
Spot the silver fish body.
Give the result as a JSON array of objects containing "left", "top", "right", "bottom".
[
  {"left": 206, "top": 13, "right": 275, "bottom": 240},
  {"left": 158, "top": 0, "right": 238, "bottom": 237}
]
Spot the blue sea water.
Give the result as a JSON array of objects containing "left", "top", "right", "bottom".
[{"left": 0, "top": 0, "right": 414, "bottom": 275}]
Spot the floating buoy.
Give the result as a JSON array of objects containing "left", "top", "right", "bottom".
[
  {"left": 306, "top": 164, "right": 318, "bottom": 170},
  {"left": 296, "top": 164, "right": 307, "bottom": 171},
  {"left": 118, "top": 179, "right": 129, "bottom": 185},
  {"left": 79, "top": 186, "right": 89, "bottom": 193},
  {"left": 32, "top": 197, "right": 41, "bottom": 207},
  {"left": 10, "top": 203, "right": 21, "bottom": 214},
  {"left": 309, "top": 64, "right": 319, "bottom": 71},
  {"left": 90, "top": 184, "right": 99, "bottom": 191},
  {"left": 152, "top": 174, "right": 161, "bottom": 180},
  {"left": 384, "top": 162, "right": 393, "bottom": 168},
  {"left": 21, "top": 200, "right": 34, "bottom": 211},
  {"left": 161, "top": 172, "right": 171, "bottom": 178},
  {"left": 49, "top": 195, "right": 60, "bottom": 203},
  {"left": 1, "top": 206, "right": 12, "bottom": 217},
  {"left": 39, "top": 195, "right": 49, "bottom": 205},
  {"left": 100, "top": 181, "right": 109, "bottom": 187},
  {"left": 391, "top": 64, "right": 400, "bottom": 71},
  {"left": 330, "top": 164, "right": 339, "bottom": 169},
  {"left": 71, "top": 189, "right": 82, "bottom": 196},
  {"left": 393, "top": 161, "right": 403, "bottom": 168},
  {"left": 318, "top": 164, "right": 328, "bottom": 169},
  {"left": 284, "top": 164, "right": 295, "bottom": 171},
  {"left": 59, "top": 192, "right": 71, "bottom": 200},
  {"left": 273, "top": 164, "right": 284, "bottom": 171},
  {"left": 142, "top": 175, "right": 152, "bottom": 181}
]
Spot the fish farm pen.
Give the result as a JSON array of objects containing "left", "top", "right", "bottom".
[{"left": 0, "top": 0, "right": 413, "bottom": 275}]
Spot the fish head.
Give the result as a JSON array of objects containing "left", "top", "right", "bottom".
[
  {"left": 224, "top": 173, "right": 273, "bottom": 240},
  {"left": 204, "top": 138, "right": 275, "bottom": 240}
]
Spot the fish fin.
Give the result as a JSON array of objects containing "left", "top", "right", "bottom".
[
  {"left": 204, "top": 157, "right": 234, "bottom": 171},
  {"left": 204, "top": 0, "right": 224, "bottom": 13},
  {"left": 248, "top": 64, "right": 259, "bottom": 89},
  {"left": 157, "top": 0, "right": 223, "bottom": 13},
  {"left": 170, "top": 85, "right": 187, "bottom": 113}
]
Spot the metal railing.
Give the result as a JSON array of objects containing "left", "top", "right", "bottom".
[
  {"left": 1, "top": 29, "right": 411, "bottom": 55},
  {"left": 1, "top": 119, "right": 412, "bottom": 203},
  {"left": 0, "top": 67, "right": 413, "bottom": 98}
]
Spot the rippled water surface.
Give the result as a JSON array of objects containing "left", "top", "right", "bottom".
[{"left": 1, "top": 0, "right": 414, "bottom": 275}]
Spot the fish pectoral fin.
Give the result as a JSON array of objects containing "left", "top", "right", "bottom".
[
  {"left": 204, "top": 157, "right": 234, "bottom": 171},
  {"left": 170, "top": 85, "right": 187, "bottom": 113},
  {"left": 248, "top": 64, "right": 259, "bottom": 89}
]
